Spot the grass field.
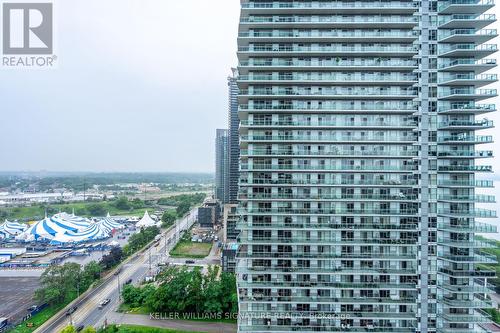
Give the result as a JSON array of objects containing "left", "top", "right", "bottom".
[
  {"left": 0, "top": 202, "right": 152, "bottom": 221},
  {"left": 99, "top": 324, "right": 209, "bottom": 333},
  {"left": 7, "top": 303, "right": 66, "bottom": 333},
  {"left": 169, "top": 240, "right": 212, "bottom": 259}
]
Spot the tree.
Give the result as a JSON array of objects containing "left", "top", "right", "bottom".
[
  {"left": 81, "top": 328, "right": 96, "bottom": 333},
  {"left": 59, "top": 326, "right": 76, "bottom": 333},
  {"left": 87, "top": 203, "right": 106, "bottom": 216},
  {"left": 100, "top": 247, "right": 123, "bottom": 270},
  {"left": 161, "top": 210, "right": 177, "bottom": 227},
  {"left": 36, "top": 263, "right": 82, "bottom": 305},
  {"left": 131, "top": 198, "right": 144, "bottom": 209},
  {"left": 82, "top": 261, "right": 101, "bottom": 288},
  {"left": 114, "top": 197, "right": 131, "bottom": 210},
  {"left": 176, "top": 201, "right": 191, "bottom": 217}
]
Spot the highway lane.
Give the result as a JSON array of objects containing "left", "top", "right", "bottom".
[{"left": 36, "top": 209, "right": 198, "bottom": 333}]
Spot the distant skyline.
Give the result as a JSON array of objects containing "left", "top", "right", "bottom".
[{"left": 0, "top": 0, "right": 239, "bottom": 173}]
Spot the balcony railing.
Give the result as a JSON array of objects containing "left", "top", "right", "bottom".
[
  {"left": 438, "top": 165, "right": 493, "bottom": 172},
  {"left": 438, "top": 119, "right": 493, "bottom": 128},
  {"left": 240, "top": 15, "right": 419, "bottom": 25},
  {"left": 241, "top": 164, "right": 418, "bottom": 171},
  {"left": 240, "top": 120, "right": 417, "bottom": 127},
  {"left": 239, "top": 73, "right": 418, "bottom": 82},
  {"left": 239, "top": 45, "right": 419, "bottom": 53},
  {"left": 240, "top": 59, "right": 418, "bottom": 68},
  {"left": 241, "top": 149, "right": 418, "bottom": 157},
  {"left": 438, "top": 0, "right": 495, "bottom": 12},
  {"left": 438, "top": 135, "right": 493, "bottom": 143},
  {"left": 242, "top": 1, "right": 419, "bottom": 10},
  {"left": 438, "top": 208, "right": 497, "bottom": 217},
  {"left": 242, "top": 135, "right": 417, "bottom": 142},
  {"left": 437, "top": 150, "right": 493, "bottom": 158}
]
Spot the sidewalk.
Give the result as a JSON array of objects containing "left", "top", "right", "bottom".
[{"left": 106, "top": 313, "right": 237, "bottom": 333}]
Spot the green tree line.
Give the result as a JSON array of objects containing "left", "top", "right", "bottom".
[{"left": 122, "top": 266, "right": 238, "bottom": 316}]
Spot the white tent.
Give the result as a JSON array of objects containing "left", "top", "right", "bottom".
[
  {"left": 0, "top": 220, "right": 28, "bottom": 239},
  {"left": 136, "top": 211, "right": 160, "bottom": 228}
]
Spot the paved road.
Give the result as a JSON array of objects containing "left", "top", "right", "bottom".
[
  {"left": 35, "top": 209, "right": 198, "bottom": 333},
  {"left": 107, "top": 313, "right": 236, "bottom": 333}
]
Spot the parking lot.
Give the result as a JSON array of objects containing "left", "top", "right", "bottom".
[{"left": 0, "top": 277, "right": 40, "bottom": 323}]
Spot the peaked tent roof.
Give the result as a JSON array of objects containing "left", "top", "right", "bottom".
[
  {"left": 94, "top": 216, "right": 124, "bottom": 234},
  {"left": 136, "top": 211, "right": 158, "bottom": 228},
  {"left": 0, "top": 220, "right": 28, "bottom": 239}
]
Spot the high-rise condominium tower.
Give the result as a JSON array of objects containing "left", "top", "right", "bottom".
[
  {"left": 236, "top": 0, "right": 498, "bottom": 332},
  {"left": 216, "top": 128, "right": 229, "bottom": 203},
  {"left": 229, "top": 68, "right": 241, "bottom": 204}
]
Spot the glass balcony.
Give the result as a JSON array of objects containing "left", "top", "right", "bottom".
[
  {"left": 241, "top": 164, "right": 418, "bottom": 172},
  {"left": 438, "top": 221, "right": 497, "bottom": 233},
  {"left": 241, "top": 135, "right": 417, "bottom": 142},
  {"left": 439, "top": 58, "right": 497, "bottom": 72},
  {"left": 241, "top": 1, "right": 419, "bottom": 10},
  {"left": 438, "top": 165, "right": 493, "bottom": 172},
  {"left": 437, "top": 119, "right": 493, "bottom": 129},
  {"left": 238, "top": 73, "right": 418, "bottom": 83},
  {"left": 438, "top": 73, "right": 497, "bottom": 86},
  {"left": 240, "top": 15, "right": 419, "bottom": 26},
  {"left": 242, "top": 265, "right": 417, "bottom": 274},
  {"left": 439, "top": 267, "right": 496, "bottom": 277},
  {"left": 439, "top": 297, "right": 492, "bottom": 308},
  {"left": 438, "top": 194, "right": 496, "bottom": 202},
  {"left": 241, "top": 149, "right": 418, "bottom": 157},
  {"left": 438, "top": 14, "right": 496, "bottom": 29},
  {"left": 439, "top": 310, "right": 493, "bottom": 323},
  {"left": 237, "top": 222, "right": 419, "bottom": 230},
  {"left": 438, "top": 0, "right": 495, "bottom": 14},
  {"left": 241, "top": 178, "right": 418, "bottom": 186},
  {"left": 243, "top": 207, "right": 418, "bottom": 215},
  {"left": 238, "top": 45, "right": 419, "bottom": 55},
  {"left": 240, "top": 58, "right": 418, "bottom": 69},
  {"left": 438, "top": 135, "right": 493, "bottom": 143},
  {"left": 439, "top": 253, "right": 497, "bottom": 263},
  {"left": 438, "top": 29, "right": 497, "bottom": 43},
  {"left": 237, "top": 251, "right": 416, "bottom": 260},
  {"left": 438, "top": 208, "right": 497, "bottom": 217},
  {"left": 242, "top": 193, "right": 418, "bottom": 201},
  {"left": 239, "top": 30, "right": 418, "bottom": 39},
  {"left": 438, "top": 179, "right": 493, "bottom": 187},
  {"left": 438, "top": 103, "right": 495, "bottom": 114},
  {"left": 240, "top": 120, "right": 417, "bottom": 128},
  {"left": 239, "top": 88, "right": 417, "bottom": 98},
  {"left": 438, "top": 43, "right": 497, "bottom": 57},
  {"left": 437, "top": 238, "right": 497, "bottom": 248},
  {"left": 239, "top": 103, "right": 417, "bottom": 112},
  {"left": 437, "top": 88, "right": 497, "bottom": 100},
  {"left": 437, "top": 150, "right": 493, "bottom": 158},
  {"left": 440, "top": 282, "right": 496, "bottom": 293}
]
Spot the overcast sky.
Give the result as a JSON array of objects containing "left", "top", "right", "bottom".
[
  {"left": 0, "top": 0, "right": 240, "bottom": 173},
  {"left": 0, "top": 0, "right": 499, "bottom": 173}
]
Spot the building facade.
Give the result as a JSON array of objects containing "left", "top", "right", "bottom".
[
  {"left": 223, "top": 203, "right": 240, "bottom": 242},
  {"left": 216, "top": 128, "right": 229, "bottom": 203},
  {"left": 236, "top": 0, "right": 498, "bottom": 332},
  {"left": 228, "top": 69, "right": 241, "bottom": 204}
]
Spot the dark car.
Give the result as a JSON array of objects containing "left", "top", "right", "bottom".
[
  {"left": 124, "top": 279, "right": 133, "bottom": 285},
  {"left": 185, "top": 260, "right": 195, "bottom": 264},
  {"left": 65, "top": 306, "right": 77, "bottom": 316},
  {"left": 76, "top": 325, "right": 84, "bottom": 332}
]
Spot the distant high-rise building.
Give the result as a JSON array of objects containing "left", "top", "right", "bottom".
[
  {"left": 228, "top": 68, "right": 240, "bottom": 204},
  {"left": 236, "top": 0, "right": 498, "bottom": 332},
  {"left": 215, "top": 128, "right": 229, "bottom": 203}
]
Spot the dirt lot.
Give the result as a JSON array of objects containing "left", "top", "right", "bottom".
[{"left": 0, "top": 277, "right": 40, "bottom": 323}]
